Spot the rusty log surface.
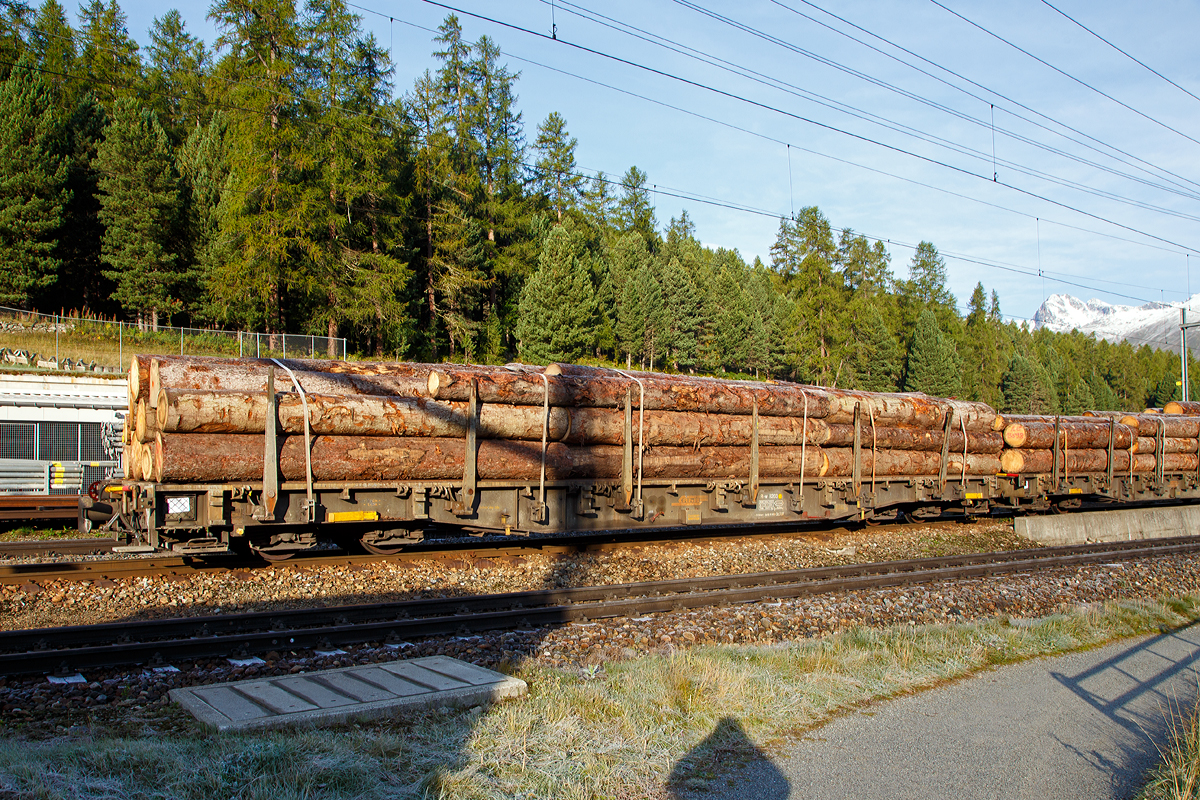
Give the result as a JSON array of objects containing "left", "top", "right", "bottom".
[
  {"left": 999, "top": 449, "right": 1198, "bottom": 473},
  {"left": 1164, "top": 400, "right": 1200, "bottom": 416},
  {"left": 1119, "top": 414, "right": 1200, "bottom": 438},
  {"left": 1133, "top": 437, "right": 1199, "bottom": 454},
  {"left": 149, "top": 434, "right": 1002, "bottom": 483},
  {"left": 153, "top": 389, "right": 1004, "bottom": 452},
  {"left": 1001, "top": 419, "right": 1135, "bottom": 450}
]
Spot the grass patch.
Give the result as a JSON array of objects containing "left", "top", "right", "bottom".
[
  {"left": 1137, "top": 690, "right": 1200, "bottom": 800},
  {"left": 1, "top": 596, "right": 1198, "bottom": 799},
  {"left": 0, "top": 524, "right": 95, "bottom": 542}
]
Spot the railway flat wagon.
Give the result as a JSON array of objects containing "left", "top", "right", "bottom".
[{"left": 81, "top": 356, "right": 1200, "bottom": 559}]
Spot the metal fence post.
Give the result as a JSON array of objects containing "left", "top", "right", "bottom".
[
  {"left": 54, "top": 313, "right": 59, "bottom": 363},
  {"left": 119, "top": 322, "right": 123, "bottom": 370}
]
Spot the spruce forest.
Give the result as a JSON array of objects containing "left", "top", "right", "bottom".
[{"left": 0, "top": 0, "right": 1191, "bottom": 414}]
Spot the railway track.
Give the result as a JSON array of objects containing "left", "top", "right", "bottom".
[
  {"left": 0, "top": 495, "right": 80, "bottom": 522},
  {"left": 3, "top": 535, "right": 1198, "bottom": 675},
  {"left": 0, "top": 517, "right": 967, "bottom": 585}
]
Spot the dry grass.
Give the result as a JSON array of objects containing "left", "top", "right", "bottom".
[
  {"left": 1137, "top": 689, "right": 1200, "bottom": 800},
  {"left": 0, "top": 324, "right": 247, "bottom": 370},
  {"left": 1, "top": 596, "right": 1198, "bottom": 800}
]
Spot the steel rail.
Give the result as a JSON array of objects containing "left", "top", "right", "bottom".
[
  {"left": 3, "top": 536, "right": 1199, "bottom": 675},
  {"left": 0, "top": 517, "right": 971, "bottom": 584}
]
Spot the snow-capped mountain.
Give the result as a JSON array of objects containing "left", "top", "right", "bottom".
[{"left": 1032, "top": 293, "right": 1196, "bottom": 354}]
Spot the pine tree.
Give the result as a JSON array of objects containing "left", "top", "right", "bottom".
[
  {"left": 532, "top": 111, "right": 581, "bottom": 221},
  {"left": 146, "top": 10, "right": 209, "bottom": 142},
  {"left": 1000, "top": 353, "right": 1038, "bottom": 414},
  {"left": 770, "top": 209, "right": 847, "bottom": 383},
  {"left": 660, "top": 256, "right": 701, "bottom": 370},
  {"left": 854, "top": 304, "right": 901, "bottom": 392},
  {"left": 1151, "top": 371, "right": 1179, "bottom": 408},
  {"left": 615, "top": 166, "right": 656, "bottom": 249},
  {"left": 898, "top": 240, "right": 956, "bottom": 335},
  {"left": 608, "top": 231, "right": 650, "bottom": 365},
  {"left": 176, "top": 112, "right": 228, "bottom": 321},
  {"left": 208, "top": 0, "right": 304, "bottom": 336},
  {"left": 29, "top": 0, "right": 76, "bottom": 108},
  {"left": 94, "top": 99, "right": 181, "bottom": 327},
  {"left": 516, "top": 223, "right": 597, "bottom": 363},
  {"left": 51, "top": 93, "right": 107, "bottom": 312},
  {"left": 0, "top": 1, "right": 32, "bottom": 83},
  {"left": 904, "top": 309, "right": 960, "bottom": 396},
  {"left": 78, "top": 0, "right": 141, "bottom": 107},
  {"left": 470, "top": 34, "right": 524, "bottom": 360},
  {"left": 0, "top": 56, "right": 68, "bottom": 306}
]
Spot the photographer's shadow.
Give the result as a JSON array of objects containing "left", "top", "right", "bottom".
[{"left": 667, "top": 716, "right": 789, "bottom": 799}]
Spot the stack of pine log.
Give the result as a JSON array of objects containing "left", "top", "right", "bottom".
[
  {"left": 122, "top": 356, "right": 1007, "bottom": 485},
  {"left": 996, "top": 405, "right": 1200, "bottom": 475}
]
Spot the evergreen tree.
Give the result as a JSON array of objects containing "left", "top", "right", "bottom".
[
  {"left": 854, "top": 304, "right": 901, "bottom": 392},
  {"left": 176, "top": 112, "right": 228, "bottom": 321},
  {"left": 904, "top": 309, "right": 960, "bottom": 396},
  {"left": 1000, "top": 352, "right": 1038, "bottom": 414},
  {"left": 29, "top": 0, "right": 76, "bottom": 107},
  {"left": 208, "top": 0, "right": 304, "bottom": 335},
  {"left": 146, "top": 10, "right": 209, "bottom": 141},
  {"left": 1000, "top": 351, "right": 1058, "bottom": 414},
  {"left": 0, "top": 1, "right": 32, "bottom": 83},
  {"left": 609, "top": 231, "right": 650, "bottom": 366},
  {"left": 1151, "top": 371, "right": 1179, "bottom": 408},
  {"left": 516, "top": 223, "right": 596, "bottom": 363},
  {"left": 898, "top": 240, "right": 956, "bottom": 334},
  {"left": 0, "top": 56, "right": 68, "bottom": 306},
  {"left": 770, "top": 208, "right": 847, "bottom": 383},
  {"left": 532, "top": 111, "right": 581, "bottom": 221},
  {"left": 51, "top": 92, "right": 107, "bottom": 312},
  {"left": 94, "top": 98, "right": 181, "bottom": 327},
  {"left": 78, "top": 0, "right": 141, "bottom": 107},
  {"left": 660, "top": 256, "right": 701, "bottom": 370},
  {"left": 615, "top": 165, "right": 656, "bottom": 249}
]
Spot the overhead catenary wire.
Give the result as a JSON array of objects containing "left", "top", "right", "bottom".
[
  {"left": 551, "top": 0, "right": 1200, "bottom": 208},
  {"left": 36, "top": 5, "right": 1200, "bottom": 260},
  {"left": 780, "top": 0, "right": 1200, "bottom": 195},
  {"left": 9, "top": 12, "right": 1194, "bottom": 308},
  {"left": 407, "top": 0, "right": 1200, "bottom": 255},
  {"left": 930, "top": 0, "right": 1200, "bottom": 150},
  {"left": 1037, "top": 0, "right": 1200, "bottom": 107}
]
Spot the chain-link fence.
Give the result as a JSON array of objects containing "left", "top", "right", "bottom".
[{"left": 0, "top": 306, "right": 347, "bottom": 372}]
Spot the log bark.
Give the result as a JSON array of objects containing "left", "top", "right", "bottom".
[
  {"left": 1002, "top": 419, "right": 1135, "bottom": 450},
  {"left": 156, "top": 389, "right": 840, "bottom": 445},
  {"left": 1164, "top": 400, "right": 1200, "bottom": 416},
  {"left": 131, "top": 355, "right": 998, "bottom": 429},
  {"left": 430, "top": 364, "right": 998, "bottom": 429},
  {"left": 149, "top": 434, "right": 1001, "bottom": 483},
  {"left": 1120, "top": 414, "right": 1200, "bottom": 438},
  {"left": 153, "top": 389, "right": 1004, "bottom": 452},
  {"left": 999, "top": 449, "right": 1198, "bottom": 473},
  {"left": 128, "top": 354, "right": 433, "bottom": 407},
  {"left": 1133, "top": 437, "right": 1199, "bottom": 454}
]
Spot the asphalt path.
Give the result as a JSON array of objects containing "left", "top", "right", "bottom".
[{"left": 670, "top": 625, "right": 1200, "bottom": 800}]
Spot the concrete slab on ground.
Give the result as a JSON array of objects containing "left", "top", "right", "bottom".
[
  {"left": 1016, "top": 505, "right": 1200, "bottom": 545},
  {"left": 673, "top": 625, "right": 1200, "bottom": 800},
  {"left": 169, "top": 655, "right": 527, "bottom": 732}
]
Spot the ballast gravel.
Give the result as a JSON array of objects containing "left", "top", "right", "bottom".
[{"left": 2, "top": 520, "right": 1198, "bottom": 738}]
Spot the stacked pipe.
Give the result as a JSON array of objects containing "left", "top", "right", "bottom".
[{"left": 124, "top": 355, "right": 1006, "bottom": 485}]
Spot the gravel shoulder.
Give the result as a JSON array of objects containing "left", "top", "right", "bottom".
[{"left": 683, "top": 626, "right": 1200, "bottom": 800}]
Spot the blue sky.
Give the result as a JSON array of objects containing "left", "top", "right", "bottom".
[{"left": 101, "top": 0, "right": 1200, "bottom": 323}]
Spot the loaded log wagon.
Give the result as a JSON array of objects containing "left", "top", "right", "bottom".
[{"left": 78, "top": 355, "right": 1200, "bottom": 559}]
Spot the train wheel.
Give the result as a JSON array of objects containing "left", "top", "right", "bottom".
[
  {"left": 253, "top": 548, "right": 296, "bottom": 562},
  {"left": 360, "top": 539, "right": 407, "bottom": 556}
]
